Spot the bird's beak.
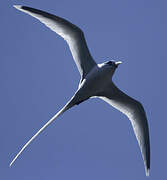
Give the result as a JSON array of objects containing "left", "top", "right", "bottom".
[
  {"left": 115, "top": 61, "right": 122, "bottom": 66},
  {"left": 115, "top": 61, "right": 122, "bottom": 65}
]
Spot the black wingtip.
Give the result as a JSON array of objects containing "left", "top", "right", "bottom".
[{"left": 13, "top": 5, "right": 32, "bottom": 11}]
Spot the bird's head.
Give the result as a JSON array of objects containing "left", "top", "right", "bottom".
[
  {"left": 104, "top": 60, "right": 122, "bottom": 68},
  {"left": 102, "top": 60, "right": 122, "bottom": 74},
  {"left": 98, "top": 60, "right": 122, "bottom": 78}
]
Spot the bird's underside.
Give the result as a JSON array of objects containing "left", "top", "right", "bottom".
[{"left": 11, "top": 5, "right": 150, "bottom": 176}]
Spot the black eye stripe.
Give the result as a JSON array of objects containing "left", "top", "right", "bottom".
[{"left": 106, "top": 61, "right": 114, "bottom": 65}]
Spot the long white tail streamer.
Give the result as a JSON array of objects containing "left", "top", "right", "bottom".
[{"left": 10, "top": 98, "right": 76, "bottom": 167}]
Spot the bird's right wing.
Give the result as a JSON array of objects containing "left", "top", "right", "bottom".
[
  {"left": 14, "top": 5, "right": 97, "bottom": 78},
  {"left": 99, "top": 82, "right": 150, "bottom": 176}
]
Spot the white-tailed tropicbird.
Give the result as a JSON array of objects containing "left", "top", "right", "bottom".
[{"left": 11, "top": 5, "right": 150, "bottom": 176}]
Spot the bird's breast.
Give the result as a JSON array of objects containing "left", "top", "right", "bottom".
[{"left": 78, "top": 66, "right": 113, "bottom": 97}]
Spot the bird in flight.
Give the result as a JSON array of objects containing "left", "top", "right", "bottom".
[{"left": 11, "top": 5, "right": 150, "bottom": 176}]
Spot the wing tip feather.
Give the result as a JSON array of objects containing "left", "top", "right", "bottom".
[
  {"left": 13, "top": 5, "right": 23, "bottom": 10},
  {"left": 145, "top": 168, "right": 150, "bottom": 177}
]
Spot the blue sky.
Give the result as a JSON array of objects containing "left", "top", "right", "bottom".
[{"left": 1, "top": 0, "right": 166, "bottom": 179}]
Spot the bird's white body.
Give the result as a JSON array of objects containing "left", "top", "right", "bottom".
[
  {"left": 11, "top": 5, "right": 150, "bottom": 176},
  {"left": 78, "top": 64, "right": 115, "bottom": 97}
]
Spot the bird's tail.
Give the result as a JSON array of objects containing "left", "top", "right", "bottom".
[{"left": 10, "top": 95, "right": 78, "bottom": 167}]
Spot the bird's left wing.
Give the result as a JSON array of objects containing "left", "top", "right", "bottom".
[
  {"left": 99, "top": 82, "right": 150, "bottom": 176},
  {"left": 14, "top": 5, "right": 96, "bottom": 79}
]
